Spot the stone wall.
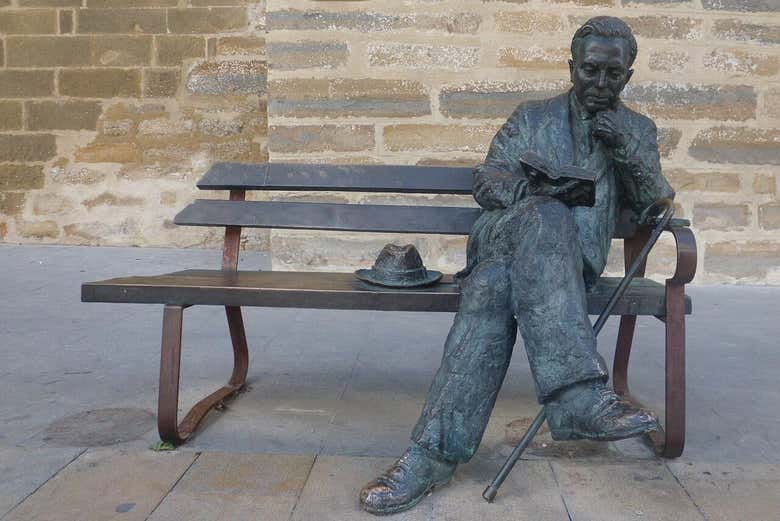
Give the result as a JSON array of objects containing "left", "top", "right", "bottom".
[{"left": 1, "top": 0, "right": 779, "bottom": 283}]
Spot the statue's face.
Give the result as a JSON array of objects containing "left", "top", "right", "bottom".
[{"left": 569, "top": 35, "right": 634, "bottom": 114}]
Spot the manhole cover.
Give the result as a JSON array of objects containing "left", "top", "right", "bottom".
[{"left": 43, "top": 408, "right": 155, "bottom": 447}]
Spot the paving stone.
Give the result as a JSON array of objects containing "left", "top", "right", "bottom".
[
  {"left": 552, "top": 460, "right": 706, "bottom": 521},
  {"left": 149, "top": 452, "right": 314, "bottom": 521},
  {"left": 4, "top": 449, "right": 196, "bottom": 521},
  {"left": 0, "top": 448, "right": 83, "bottom": 518}
]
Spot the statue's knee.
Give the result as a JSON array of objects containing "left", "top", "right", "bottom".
[
  {"left": 523, "top": 196, "right": 576, "bottom": 237},
  {"left": 459, "top": 260, "right": 510, "bottom": 310}
]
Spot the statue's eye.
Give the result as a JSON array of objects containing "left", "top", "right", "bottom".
[
  {"left": 581, "top": 65, "right": 596, "bottom": 75},
  {"left": 609, "top": 69, "right": 624, "bottom": 80}
]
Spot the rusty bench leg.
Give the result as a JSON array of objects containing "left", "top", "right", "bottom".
[{"left": 157, "top": 304, "right": 249, "bottom": 445}]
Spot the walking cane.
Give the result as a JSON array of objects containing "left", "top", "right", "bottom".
[{"left": 483, "top": 199, "right": 676, "bottom": 503}]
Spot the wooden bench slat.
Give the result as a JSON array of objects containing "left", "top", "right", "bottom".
[
  {"left": 174, "top": 200, "right": 482, "bottom": 235},
  {"left": 197, "top": 162, "right": 475, "bottom": 194},
  {"left": 82, "top": 270, "right": 691, "bottom": 316}
]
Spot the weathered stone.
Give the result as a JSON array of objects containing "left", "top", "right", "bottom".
[
  {"left": 0, "top": 165, "right": 45, "bottom": 190},
  {"left": 384, "top": 124, "right": 498, "bottom": 153},
  {"left": 159, "top": 191, "right": 177, "bottom": 206},
  {"left": 200, "top": 139, "right": 268, "bottom": 163},
  {"left": 270, "top": 40, "right": 348, "bottom": 70},
  {"left": 702, "top": 0, "right": 780, "bottom": 12},
  {"left": 0, "top": 10, "right": 57, "bottom": 34},
  {"left": 0, "top": 193, "right": 26, "bottom": 216},
  {"left": 17, "top": 220, "right": 60, "bottom": 239},
  {"left": 100, "top": 119, "right": 134, "bottom": 137},
  {"left": 657, "top": 127, "right": 682, "bottom": 158},
  {"left": 694, "top": 202, "right": 751, "bottom": 230},
  {"left": 712, "top": 19, "right": 780, "bottom": 45},
  {"left": 63, "top": 219, "right": 140, "bottom": 243},
  {"left": 705, "top": 241, "right": 780, "bottom": 279},
  {"left": 155, "top": 35, "right": 206, "bottom": 66},
  {"left": 0, "top": 101, "right": 23, "bottom": 131},
  {"left": 623, "top": 83, "right": 756, "bottom": 121},
  {"left": 266, "top": 9, "right": 481, "bottom": 34},
  {"left": 270, "top": 124, "right": 374, "bottom": 153},
  {"left": 59, "top": 69, "right": 141, "bottom": 98},
  {"left": 91, "top": 35, "right": 153, "bottom": 66},
  {"left": 0, "top": 134, "right": 56, "bottom": 162},
  {"left": 6, "top": 35, "right": 91, "bottom": 67},
  {"left": 77, "top": 8, "right": 166, "bottom": 33},
  {"left": 622, "top": 15, "right": 703, "bottom": 40},
  {"left": 666, "top": 170, "right": 741, "bottom": 193},
  {"left": 88, "top": 0, "right": 177, "bottom": 6},
  {"left": 439, "top": 81, "right": 567, "bottom": 119},
  {"left": 759, "top": 203, "right": 780, "bottom": 229},
  {"left": 648, "top": 49, "right": 689, "bottom": 73},
  {"left": 167, "top": 7, "right": 247, "bottom": 34},
  {"left": 75, "top": 142, "right": 140, "bottom": 163},
  {"left": 137, "top": 117, "right": 193, "bottom": 136},
  {"left": 216, "top": 36, "right": 266, "bottom": 56},
  {"left": 197, "top": 116, "right": 244, "bottom": 137},
  {"left": 59, "top": 9, "right": 73, "bottom": 33},
  {"left": 753, "top": 173, "right": 776, "bottom": 194},
  {"left": 497, "top": 46, "right": 568, "bottom": 70},
  {"left": 270, "top": 79, "right": 430, "bottom": 118},
  {"left": 766, "top": 89, "right": 780, "bottom": 119},
  {"left": 369, "top": 43, "right": 479, "bottom": 69},
  {"left": 495, "top": 12, "right": 563, "bottom": 33},
  {"left": 0, "top": 221, "right": 7, "bottom": 239},
  {"left": 704, "top": 48, "right": 780, "bottom": 76},
  {"left": 187, "top": 60, "right": 267, "bottom": 95},
  {"left": 83, "top": 192, "right": 144, "bottom": 209},
  {"left": 56, "top": 165, "right": 110, "bottom": 184},
  {"left": 32, "top": 192, "right": 74, "bottom": 215},
  {"left": 0, "top": 70, "right": 54, "bottom": 97},
  {"left": 690, "top": 127, "right": 780, "bottom": 165},
  {"left": 144, "top": 68, "right": 179, "bottom": 97},
  {"left": 26, "top": 101, "right": 102, "bottom": 131}
]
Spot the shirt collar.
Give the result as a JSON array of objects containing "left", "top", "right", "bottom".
[{"left": 569, "top": 90, "right": 594, "bottom": 121}]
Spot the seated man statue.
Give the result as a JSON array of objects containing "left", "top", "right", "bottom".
[{"left": 359, "top": 16, "right": 675, "bottom": 515}]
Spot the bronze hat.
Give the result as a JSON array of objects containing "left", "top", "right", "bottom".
[{"left": 355, "top": 244, "right": 442, "bottom": 288}]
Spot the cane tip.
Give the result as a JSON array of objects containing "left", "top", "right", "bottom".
[{"left": 482, "top": 485, "right": 497, "bottom": 503}]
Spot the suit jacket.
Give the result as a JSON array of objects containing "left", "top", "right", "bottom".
[{"left": 461, "top": 90, "right": 674, "bottom": 285}]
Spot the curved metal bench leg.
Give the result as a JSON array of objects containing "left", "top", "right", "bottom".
[{"left": 157, "top": 304, "right": 249, "bottom": 445}]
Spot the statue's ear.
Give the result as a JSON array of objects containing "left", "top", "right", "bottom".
[
  {"left": 625, "top": 68, "right": 634, "bottom": 85},
  {"left": 568, "top": 59, "right": 575, "bottom": 83}
]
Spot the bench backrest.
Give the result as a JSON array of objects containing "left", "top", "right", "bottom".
[{"left": 174, "top": 162, "right": 639, "bottom": 270}]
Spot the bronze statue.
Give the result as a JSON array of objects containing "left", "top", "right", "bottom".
[{"left": 359, "top": 16, "right": 675, "bottom": 515}]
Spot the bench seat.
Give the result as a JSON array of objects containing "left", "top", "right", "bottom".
[{"left": 82, "top": 269, "right": 690, "bottom": 316}]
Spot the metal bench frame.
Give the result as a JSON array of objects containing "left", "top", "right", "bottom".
[{"left": 82, "top": 162, "right": 697, "bottom": 456}]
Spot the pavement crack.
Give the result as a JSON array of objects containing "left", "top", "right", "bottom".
[
  {"left": 548, "top": 461, "right": 573, "bottom": 521},
  {"left": 288, "top": 453, "right": 318, "bottom": 521},
  {"left": 665, "top": 461, "right": 710, "bottom": 521},
  {"left": 144, "top": 451, "right": 201, "bottom": 521}
]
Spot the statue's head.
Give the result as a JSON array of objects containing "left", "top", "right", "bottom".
[{"left": 569, "top": 16, "right": 637, "bottom": 115}]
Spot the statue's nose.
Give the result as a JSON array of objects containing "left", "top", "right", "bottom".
[{"left": 597, "top": 70, "right": 608, "bottom": 88}]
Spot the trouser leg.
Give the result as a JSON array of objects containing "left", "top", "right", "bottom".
[{"left": 411, "top": 258, "right": 516, "bottom": 463}]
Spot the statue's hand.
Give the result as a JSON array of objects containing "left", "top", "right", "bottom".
[{"left": 592, "top": 110, "right": 630, "bottom": 151}]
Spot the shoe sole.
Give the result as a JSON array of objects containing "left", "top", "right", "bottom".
[
  {"left": 550, "top": 423, "right": 659, "bottom": 442},
  {"left": 360, "top": 477, "right": 453, "bottom": 516}
]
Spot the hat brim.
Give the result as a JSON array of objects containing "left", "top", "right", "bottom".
[{"left": 354, "top": 269, "right": 443, "bottom": 288}]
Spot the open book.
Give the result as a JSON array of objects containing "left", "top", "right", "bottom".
[{"left": 519, "top": 151, "right": 598, "bottom": 207}]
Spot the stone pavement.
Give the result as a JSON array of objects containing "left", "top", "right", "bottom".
[{"left": 1, "top": 244, "right": 779, "bottom": 520}]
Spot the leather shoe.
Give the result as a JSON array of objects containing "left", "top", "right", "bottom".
[
  {"left": 545, "top": 380, "right": 659, "bottom": 441},
  {"left": 359, "top": 445, "right": 456, "bottom": 516}
]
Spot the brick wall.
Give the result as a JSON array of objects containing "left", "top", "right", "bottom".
[
  {"left": 1, "top": 0, "right": 779, "bottom": 283},
  {"left": 266, "top": 0, "right": 780, "bottom": 284},
  {"left": 0, "top": 0, "right": 268, "bottom": 250}
]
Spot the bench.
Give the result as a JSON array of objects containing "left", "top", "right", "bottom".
[{"left": 81, "top": 162, "right": 697, "bottom": 458}]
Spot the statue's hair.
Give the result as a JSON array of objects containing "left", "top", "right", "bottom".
[{"left": 571, "top": 16, "right": 638, "bottom": 67}]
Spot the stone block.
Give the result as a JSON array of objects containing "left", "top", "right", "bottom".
[
  {"left": 137, "top": 117, "right": 193, "bottom": 136},
  {"left": 759, "top": 203, "right": 780, "bottom": 229},
  {"left": 155, "top": 35, "right": 206, "bottom": 66},
  {"left": 167, "top": 7, "right": 247, "bottom": 34},
  {"left": 497, "top": 46, "right": 569, "bottom": 70},
  {"left": 0, "top": 193, "right": 25, "bottom": 216},
  {"left": 495, "top": 12, "right": 563, "bottom": 33},
  {"left": 694, "top": 202, "right": 751, "bottom": 230},
  {"left": 753, "top": 173, "right": 776, "bottom": 194},
  {"left": 0, "top": 134, "right": 56, "bottom": 162},
  {"left": 6, "top": 35, "right": 91, "bottom": 67},
  {"left": 92, "top": 35, "right": 153, "bottom": 66},
  {"left": 666, "top": 170, "right": 741, "bottom": 193},
  {"left": 100, "top": 119, "right": 134, "bottom": 137},
  {"left": 187, "top": 60, "right": 266, "bottom": 95},
  {"left": 705, "top": 241, "right": 780, "bottom": 279},
  {"left": 0, "top": 70, "right": 54, "bottom": 98},
  {"left": 648, "top": 49, "right": 689, "bottom": 73},
  {"left": 704, "top": 48, "right": 780, "bottom": 76},
  {"left": 32, "top": 192, "right": 74, "bottom": 215},
  {"left": 270, "top": 79, "right": 429, "bottom": 118},
  {"left": 765, "top": 88, "right": 780, "bottom": 119},
  {"left": 690, "top": 127, "right": 780, "bottom": 165},
  {"left": 439, "top": 80, "right": 566, "bottom": 119},
  {"left": 26, "top": 101, "right": 102, "bottom": 131},
  {"left": 0, "top": 165, "right": 45, "bottom": 191},
  {"left": 59, "top": 10, "right": 73, "bottom": 33},
  {"left": 88, "top": 0, "right": 177, "bottom": 6},
  {"left": 0, "top": 10, "right": 57, "bottom": 34},
  {"left": 270, "top": 124, "right": 374, "bottom": 153},
  {"left": 77, "top": 8, "right": 166, "bottom": 34},
  {"left": 75, "top": 142, "right": 140, "bottom": 163},
  {"left": 384, "top": 124, "right": 497, "bottom": 153},
  {"left": 144, "top": 68, "right": 179, "bottom": 97},
  {"left": 59, "top": 69, "right": 141, "bottom": 98},
  {"left": 712, "top": 19, "right": 780, "bottom": 45},
  {"left": 83, "top": 192, "right": 144, "bottom": 209},
  {"left": 215, "top": 35, "right": 266, "bottom": 56},
  {"left": 270, "top": 40, "right": 347, "bottom": 70},
  {"left": 657, "top": 127, "right": 682, "bottom": 158},
  {"left": 368, "top": 43, "right": 479, "bottom": 69},
  {"left": 623, "top": 83, "right": 755, "bottom": 121},
  {"left": 0, "top": 101, "right": 23, "bottom": 131},
  {"left": 622, "top": 15, "right": 703, "bottom": 40},
  {"left": 702, "top": 0, "right": 779, "bottom": 12},
  {"left": 19, "top": 0, "right": 81, "bottom": 5},
  {"left": 266, "top": 9, "right": 481, "bottom": 34},
  {"left": 17, "top": 220, "right": 60, "bottom": 239}
]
